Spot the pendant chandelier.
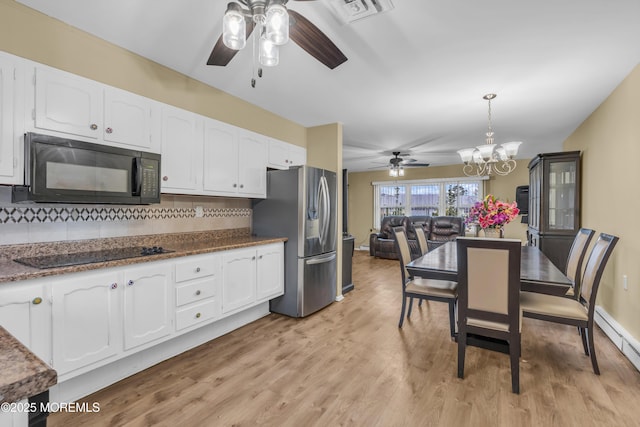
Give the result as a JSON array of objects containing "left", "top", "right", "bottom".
[{"left": 457, "top": 94, "right": 522, "bottom": 177}]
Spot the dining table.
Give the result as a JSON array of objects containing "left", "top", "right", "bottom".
[{"left": 406, "top": 241, "right": 572, "bottom": 296}]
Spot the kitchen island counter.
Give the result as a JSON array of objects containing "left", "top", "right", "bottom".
[{"left": 0, "top": 326, "right": 57, "bottom": 404}]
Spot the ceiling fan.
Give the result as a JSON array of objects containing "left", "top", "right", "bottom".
[
  {"left": 207, "top": 0, "right": 348, "bottom": 79},
  {"left": 386, "top": 151, "right": 429, "bottom": 176}
]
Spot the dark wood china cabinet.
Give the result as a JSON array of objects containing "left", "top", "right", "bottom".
[{"left": 528, "top": 151, "right": 581, "bottom": 270}]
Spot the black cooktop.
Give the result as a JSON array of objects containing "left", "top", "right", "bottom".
[{"left": 14, "top": 246, "right": 174, "bottom": 269}]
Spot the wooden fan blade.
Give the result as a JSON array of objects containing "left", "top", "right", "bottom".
[
  {"left": 406, "top": 163, "right": 430, "bottom": 167},
  {"left": 206, "top": 20, "right": 255, "bottom": 66},
  {"left": 288, "top": 10, "right": 347, "bottom": 69}
]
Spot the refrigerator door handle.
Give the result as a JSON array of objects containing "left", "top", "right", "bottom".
[
  {"left": 305, "top": 253, "right": 337, "bottom": 265},
  {"left": 319, "top": 175, "right": 330, "bottom": 248}
]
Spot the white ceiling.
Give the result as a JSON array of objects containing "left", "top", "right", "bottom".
[{"left": 16, "top": 0, "right": 640, "bottom": 172}]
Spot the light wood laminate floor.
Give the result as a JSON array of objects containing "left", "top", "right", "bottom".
[{"left": 50, "top": 251, "right": 640, "bottom": 427}]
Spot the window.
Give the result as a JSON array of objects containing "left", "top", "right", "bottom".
[{"left": 373, "top": 177, "right": 485, "bottom": 229}]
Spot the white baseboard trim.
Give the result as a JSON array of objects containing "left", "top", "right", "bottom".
[
  {"left": 594, "top": 305, "right": 640, "bottom": 372},
  {"left": 335, "top": 294, "right": 344, "bottom": 302},
  {"left": 357, "top": 245, "right": 369, "bottom": 251}
]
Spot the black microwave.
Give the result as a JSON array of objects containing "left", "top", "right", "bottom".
[{"left": 12, "top": 133, "right": 161, "bottom": 204}]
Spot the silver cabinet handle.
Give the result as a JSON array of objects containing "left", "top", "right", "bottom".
[
  {"left": 127, "top": 280, "right": 134, "bottom": 286},
  {"left": 195, "top": 290, "right": 201, "bottom": 296},
  {"left": 195, "top": 312, "right": 202, "bottom": 319},
  {"left": 239, "top": 184, "right": 244, "bottom": 189},
  {"left": 195, "top": 267, "right": 201, "bottom": 273},
  {"left": 111, "top": 283, "right": 118, "bottom": 290},
  {"left": 32, "top": 297, "right": 43, "bottom": 305},
  {"left": 90, "top": 123, "right": 98, "bottom": 130},
  {"left": 105, "top": 127, "right": 113, "bottom": 134},
  {"left": 163, "top": 176, "right": 169, "bottom": 181},
  {"left": 233, "top": 183, "right": 237, "bottom": 188}
]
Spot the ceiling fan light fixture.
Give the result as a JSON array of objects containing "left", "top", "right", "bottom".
[
  {"left": 265, "top": 0, "right": 289, "bottom": 45},
  {"left": 259, "top": 34, "right": 279, "bottom": 66},
  {"left": 222, "top": 2, "right": 247, "bottom": 50}
]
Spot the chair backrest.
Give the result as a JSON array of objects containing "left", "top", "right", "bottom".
[
  {"left": 565, "top": 228, "right": 596, "bottom": 294},
  {"left": 579, "top": 233, "right": 619, "bottom": 311},
  {"left": 414, "top": 225, "right": 429, "bottom": 256},
  {"left": 392, "top": 226, "right": 413, "bottom": 284},
  {"left": 456, "top": 237, "right": 522, "bottom": 332},
  {"left": 430, "top": 216, "right": 466, "bottom": 242}
]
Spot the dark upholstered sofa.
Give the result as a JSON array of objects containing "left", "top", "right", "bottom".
[{"left": 369, "top": 215, "right": 465, "bottom": 260}]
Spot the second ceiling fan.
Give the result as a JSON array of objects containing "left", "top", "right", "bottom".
[
  {"left": 207, "top": 0, "right": 347, "bottom": 85},
  {"left": 387, "top": 152, "right": 430, "bottom": 177}
]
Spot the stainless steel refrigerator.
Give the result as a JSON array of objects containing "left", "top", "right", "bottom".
[{"left": 252, "top": 166, "right": 337, "bottom": 317}]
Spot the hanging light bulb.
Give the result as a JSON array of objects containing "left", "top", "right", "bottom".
[
  {"left": 265, "top": 0, "right": 289, "bottom": 45},
  {"left": 259, "top": 29, "right": 279, "bottom": 66},
  {"left": 222, "top": 3, "right": 246, "bottom": 50}
]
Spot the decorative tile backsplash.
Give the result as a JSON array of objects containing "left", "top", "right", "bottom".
[{"left": 0, "top": 206, "right": 251, "bottom": 224}]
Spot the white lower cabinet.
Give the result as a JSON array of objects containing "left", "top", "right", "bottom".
[
  {"left": 222, "top": 243, "right": 284, "bottom": 314},
  {"left": 0, "top": 280, "right": 50, "bottom": 363},
  {"left": 174, "top": 253, "right": 221, "bottom": 332},
  {"left": 51, "top": 271, "right": 121, "bottom": 376},
  {"left": 122, "top": 263, "right": 172, "bottom": 350},
  {"left": 256, "top": 244, "right": 285, "bottom": 301}
]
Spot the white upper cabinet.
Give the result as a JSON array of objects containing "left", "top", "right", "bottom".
[
  {"left": 30, "top": 64, "right": 159, "bottom": 152},
  {"left": 161, "top": 105, "right": 203, "bottom": 193},
  {"left": 237, "top": 130, "right": 267, "bottom": 197},
  {"left": 0, "top": 52, "right": 22, "bottom": 184},
  {"left": 202, "top": 118, "right": 267, "bottom": 198},
  {"left": 103, "top": 87, "right": 158, "bottom": 152},
  {"left": 268, "top": 138, "right": 306, "bottom": 169},
  {"left": 34, "top": 66, "right": 102, "bottom": 139},
  {"left": 203, "top": 119, "right": 238, "bottom": 195}
]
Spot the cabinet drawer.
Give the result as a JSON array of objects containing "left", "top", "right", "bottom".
[
  {"left": 175, "top": 299, "right": 219, "bottom": 331},
  {"left": 175, "top": 256, "right": 217, "bottom": 282},
  {"left": 175, "top": 277, "right": 216, "bottom": 307}
]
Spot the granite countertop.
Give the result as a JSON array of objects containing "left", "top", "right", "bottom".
[
  {"left": 0, "top": 326, "right": 57, "bottom": 404},
  {"left": 0, "top": 228, "right": 287, "bottom": 285}
]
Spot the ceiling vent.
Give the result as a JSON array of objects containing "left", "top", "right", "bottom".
[{"left": 329, "top": 0, "right": 394, "bottom": 23}]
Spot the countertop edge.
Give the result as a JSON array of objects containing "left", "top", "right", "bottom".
[{"left": 0, "top": 236, "right": 287, "bottom": 285}]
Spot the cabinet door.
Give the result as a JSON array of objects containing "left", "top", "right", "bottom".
[
  {"left": 222, "top": 248, "right": 256, "bottom": 313},
  {"left": 256, "top": 244, "right": 284, "bottom": 301},
  {"left": 267, "top": 139, "right": 290, "bottom": 169},
  {"left": 0, "top": 281, "right": 50, "bottom": 363},
  {"left": 123, "top": 263, "right": 172, "bottom": 350},
  {"left": 103, "top": 87, "right": 153, "bottom": 150},
  {"left": 203, "top": 119, "right": 239, "bottom": 195},
  {"left": 52, "top": 272, "right": 121, "bottom": 375},
  {"left": 161, "top": 106, "right": 202, "bottom": 192},
  {"left": 288, "top": 144, "right": 306, "bottom": 166},
  {"left": 0, "top": 53, "right": 16, "bottom": 180},
  {"left": 237, "top": 131, "right": 267, "bottom": 197},
  {"left": 34, "top": 67, "right": 102, "bottom": 139}
]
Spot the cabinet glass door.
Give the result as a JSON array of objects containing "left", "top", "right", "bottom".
[{"left": 547, "top": 160, "right": 576, "bottom": 230}]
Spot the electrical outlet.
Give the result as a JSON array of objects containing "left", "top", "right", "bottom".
[
  {"left": 623, "top": 274, "right": 628, "bottom": 291},
  {"left": 195, "top": 206, "right": 204, "bottom": 218}
]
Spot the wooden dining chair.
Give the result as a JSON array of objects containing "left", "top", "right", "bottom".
[
  {"left": 392, "top": 227, "right": 457, "bottom": 338},
  {"left": 520, "top": 233, "right": 619, "bottom": 375},
  {"left": 564, "top": 228, "right": 596, "bottom": 299},
  {"left": 456, "top": 237, "right": 522, "bottom": 394}
]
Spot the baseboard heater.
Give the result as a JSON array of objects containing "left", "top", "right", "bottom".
[{"left": 595, "top": 305, "right": 640, "bottom": 372}]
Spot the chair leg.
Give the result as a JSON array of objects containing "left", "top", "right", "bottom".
[
  {"left": 586, "top": 326, "right": 600, "bottom": 375},
  {"left": 457, "top": 331, "right": 466, "bottom": 379},
  {"left": 418, "top": 299, "right": 424, "bottom": 307},
  {"left": 510, "top": 334, "right": 521, "bottom": 394},
  {"left": 579, "top": 327, "right": 589, "bottom": 355},
  {"left": 448, "top": 301, "right": 456, "bottom": 339},
  {"left": 398, "top": 296, "right": 407, "bottom": 328},
  {"left": 407, "top": 297, "right": 414, "bottom": 318}
]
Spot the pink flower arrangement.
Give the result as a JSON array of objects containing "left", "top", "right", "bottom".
[{"left": 466, "top": 194, "right": 520, "bottom": 229}]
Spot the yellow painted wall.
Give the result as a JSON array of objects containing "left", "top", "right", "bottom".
[
  {"left": 347, "top": 160, "right": 530, "bottom": 249},
  {"left": 0, "top": 0, "right": 306, "bottom": 146},
  {"left": 564, "top": 64, "right": 640, "bottom": 340},
  {"left": 307, "top": 124, "right": 344, "bottom": 297}
]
